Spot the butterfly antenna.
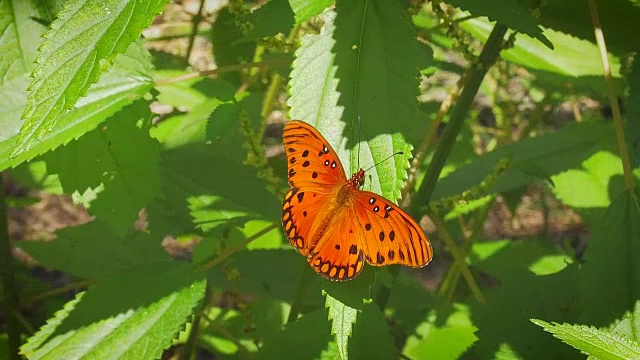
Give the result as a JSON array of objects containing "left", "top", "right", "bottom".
[{"left": 364, "top": 151, "right": 405, "bottom": 172}]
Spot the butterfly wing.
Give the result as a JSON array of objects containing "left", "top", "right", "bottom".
[
  {"left": 282, "top": 120, "right": 348, "bottom": 258},
  {"left": 351, "top": 191, "right": 432, "bottom": 268},
  {"left": 282, "top": 187, "right": 332, "bottom": 256},
  {"left": 306, "top": 206, "right": 366, "bottom": 281},
  {"left": 282, "top": 120, "right": 348, "bottom": 188}
]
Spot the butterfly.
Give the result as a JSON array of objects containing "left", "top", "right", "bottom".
[{"left": 281, "top": 120, "right": 433, "bottom": 281}]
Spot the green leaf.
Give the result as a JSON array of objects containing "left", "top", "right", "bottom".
[
  {"left": 579, "top": 188, "right": 640, "bottom": 326},
  {"left": 0, "top": 1, "right": 52, "bottom": 82},
  {"left": 242, "top": 0, "right": 295, "bottom": 42},
  {"left": 153, "top": 70, "right": 212, "bottom": 110},
  {"left": 45, "top": 99, "right": 161, "bottom": 235},
  {"left": 531, "top": 319, "right": 640, "bottom": 360},
  {"left": 434, "top": 122, "right": 615, "bottom": 199},
  {"left": 0, "top": 42, "right": 154, "bottom": 171},
  {"left": 627, "top": 47, "right": 640, "bottom": 169},
  {"left": 199, "top": 306, "right": 259, "bottom": 356},
  {"left": 21, "top": 265, "right": 205, "bottom": 360},
  {"left": 349, "top": 302, "right": 397, "bottom": 359},
  {"left": 151, "top": 146, "right": 279, "bottom": 234},
  {"left": 460, "top": 17, "right": 620, "bottom": 79},
  {"left": 538, "top": 0, "right": 640, "bottom": 54},
  {"left": 258, "top": 308, "right": 332, "bottom": 359},
  {"left": 12, "top": 0, "right": 167, "bottom": 157},
  {"left": 288, "top": 2, "right": 429, "bottom": 202},
  {"left": 17, "top": 220, "right": 169, "bottom": 279},
  {"left": 289, "top": 0, "right": 334, "bottom": 24},
  {"left": 404, "top": 303, "right": 478, "bottom": 360},
  {"left": 444, "top": 0, "right": 552, "bottom": 48},
  {"left": 151, "top": 79, "right": 237, "bottom": 149},
  {"left": 552, "top": 151, "right": 625, "bottom": 209},
  {"left": 210, "top": 7, "right": 256, "bottom": 85},
  {"left": 467, "top": 239, "right": 581, "bottom": 358},
  {"left": 207, "top": 249, "right": 322, "bottom": 305},
  {"left": 333, "top": 0, "right": 428, "bottom": 201},
  {"left": 610, "top": 300, "right": 640, "bottom": 343},
  {"left": 326, "top": 293, "right": 358, "bottom": 360}
]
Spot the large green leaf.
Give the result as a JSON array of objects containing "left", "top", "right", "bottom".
[
  {"left": 628, "top": 46, "right": 640, "bottom": 168},
  {"left": 332, "top": 0, "right": 429, "bottom": 201},
  {"left": 579, "top": 188, "right": 640, "bottom": 326},
  {"left": 467, "top": 239, "right": 581, "bottom": 358},
  {"left": 444, "top": 0, "right": 552, "bottom": 48},
  {"left": 0, "top": 42, "right": 154, "bottom": 171},
  {"left": 17, "top": 220, "right": 169, "bottom": 279},
  {"left": 257, "top": 308, "right": 333, "bottom": 359},
  {"left": 531, "top": 319, "right": 640, "bottom": 360},
  {"left": 21, "top": 265, "right": 205, "bottom": 360},
  {"left": 207, "top": 248, "right": 322, "bottom": 305},
  {"left": 433, "top": 122, "right": 615, "bottom": 199},
  {"left": 12, "top": 0, "right": 168, "bottom": 157},
  {"left": 45, "top": 99, "right": 160, "bottom": 235},
  {"left": 349, "top": 302, "right": 397, "bottom": 359}
]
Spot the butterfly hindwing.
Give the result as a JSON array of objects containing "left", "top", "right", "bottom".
[
  {"left": 306, "top": 206, "right": 366, "bottom": 281},
  {"left": 283, "top": 120, "right": 347, "bottom": 188},
  {"left": 352, "top": 192, "right": 432, "bottom": 268}
]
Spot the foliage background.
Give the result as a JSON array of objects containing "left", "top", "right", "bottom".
[{"left": 1, "top": 0, "right": 639, "bottom": 359}]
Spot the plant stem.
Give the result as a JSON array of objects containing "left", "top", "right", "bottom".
[
  {"left": 185, "top": 0, "right": 207, "bottom": 66},
  {"left": 588, "top": 0, "right": 636, "bottom": 192},
  {"left": 155, "top": 58, "right": 292, "bottom": 86},
  {"left": 440, "top": 197, "right": 494, "bottom": 300},
  {"left": 179, "top": 283, "right": 209, "bottom": 360},
  {"left": 402, "top": 69, "right": 470, "bottom": 204},
  {"left": 409, "top": 23, "right": 508, "bottom": 214},
  {"left": 0, "top": 176, "right": 20, "bottom": 360},
  {"left": 430, "top": 211, "right": 485, "bottom": 303},
  {"left": 197, "top": 223, "right": 278, "bottom": 272},
  {"left": 23, "top": 279, "right": 94, "bottom": 306}
]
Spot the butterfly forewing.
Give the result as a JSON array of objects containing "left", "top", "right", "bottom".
[
  {"left": 283, "top": 120, "right": 347, "bottom": 188},
  {"left": 352, "top": 191, "right": 432, "bottom": 268},
  {"left": 282, "top": 187, "right": 332, "bottom": 256}
]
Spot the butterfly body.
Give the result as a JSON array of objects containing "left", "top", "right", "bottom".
[{"left": 282, "top": 120, "right": 432, "bottom": 281}]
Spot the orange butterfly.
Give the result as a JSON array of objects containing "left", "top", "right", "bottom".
[{"left": 282, "top": 120, "right": 433, "bottom": 281}]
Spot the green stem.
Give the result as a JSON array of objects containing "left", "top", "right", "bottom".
[
  {"left": 440, "top": 197, "right": 494, "bottom": 300},
  {"left": 373, "top": 23, "right": 508, "bottom": 311},
  {"left": 185, "top": 0, "right": 207, "bottom": 66},
  {"left": 430, "top": 212, "right": 485, "bottom": 303},
  {"left": 197, "top": 223, "right": 278, "bottom": 272},
  {"left": 409, "top": 23, "right": 509, "bottom": 214},
  {"left": 588, "top": 0, "right": 636, "bottom": 192},
  {"left": 0, "top": 176, "right": 21, "bottom": 360},
  {"left": 180, "top": 283, "right": 209, "bottom": 360},
  {"left": 155, "top": 58, "right": 292, "bottom": 87}
]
